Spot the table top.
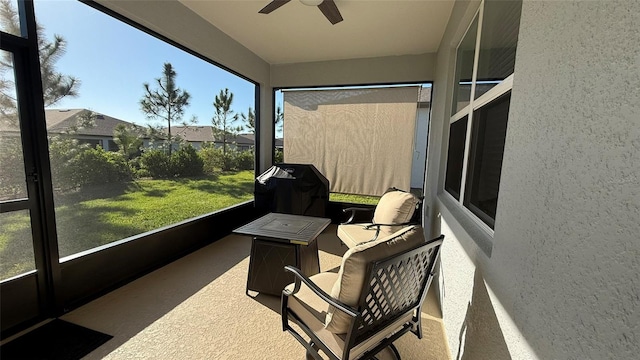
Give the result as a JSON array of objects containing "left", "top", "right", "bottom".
[{"left": 233, "top": 212, "right": 331, "bottom": 244}]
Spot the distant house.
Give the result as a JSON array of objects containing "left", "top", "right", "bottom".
[
  {"left": 170, "top": 125, "right": 282, "bottom": 151},
  {"left": 234, "top": 133, "right": 284, "bottom": 151},
  {"left": 1, "top": 109, "right": 147, "bottom": 151},
  {"left": 49, "top": 109, "right": 149, "bottom": 151},
  {"left": 1, "top": 112, "right": 280, "bottom": 153}
]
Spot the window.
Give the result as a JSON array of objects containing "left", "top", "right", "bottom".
[
  {"left": 444, "top": 0, "right": 522, "bottom": 229},
  {"left": 29, "top": 0, "right": 256, "bottom": 258},
  {"left": 452, "top": 17, "right": 478, "bottom": 114},
  {"left": 445, "top": 116, "right": 467, "bottom": 201},
  {"left": 464, "top": 93, "right": 510, "bottom": 228}
]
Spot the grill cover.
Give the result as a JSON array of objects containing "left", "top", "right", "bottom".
[{"left": 255, "top": 164, "right": 329, "bottom": 217}]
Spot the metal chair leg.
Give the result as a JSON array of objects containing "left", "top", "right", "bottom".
[
  {"left": 306, "top": 341, "right": 321, "bottom": 360},
  {"left": 389, "top": 344, "right": 401, "bottom": 360}
]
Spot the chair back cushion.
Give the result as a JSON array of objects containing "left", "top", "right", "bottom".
[
  {"left": 325, "top": 225, "right": 425, "bottom": 334},
  {"left": 372, "top": 190, "right": 420, "bottom": 237}
]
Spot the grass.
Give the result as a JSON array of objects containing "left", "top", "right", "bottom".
[
  {"left": 0, "top": 170, "right": 382, "bottom": 280},
  {"left": 0, "top": 171, "right": 255, "bottom": 279},
  {"left": 330, "top": 192, "right": 380, "bottom": 205}
]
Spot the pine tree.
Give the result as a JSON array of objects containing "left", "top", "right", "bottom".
[
  {"left": 241, "top": 105, "right": 283, "bottom": 134},
  {"left": 240, "top": 107, "right": 255, "bottom": 133},
  {"left": 139, "top": 62, "right": 192, "bottom": 155},
  {"left": 0, "top": 0, "right": 79, "bottom": 125},
  {"left": 212, "top": 88, "right": 243, "bottom": 169}
]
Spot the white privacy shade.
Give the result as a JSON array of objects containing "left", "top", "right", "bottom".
[{"left": 283, "top": 86, "right": 419, "bottom": 196}]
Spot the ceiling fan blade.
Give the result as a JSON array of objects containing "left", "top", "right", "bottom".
[
  {"left": 317, "top": 0, "right": 343, "bottom": 25},
  {"left": 259, "top": 0, "right": 291, "bottom": 14}
]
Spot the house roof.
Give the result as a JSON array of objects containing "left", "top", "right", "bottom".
[
  {"left": 1, "top": 109, "right": 143, "bottom": 137},
  {"left": 48, "top": 109, "right": 146, "bottom": 137},
  {"left": 171, "top": 126, "right": 260, "bottom": 146},
  {"left": 171, "top": 126, "right": 216, "bottom": 143}
]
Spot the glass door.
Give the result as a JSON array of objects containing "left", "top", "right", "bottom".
[{"left": 0, "top": 0, "right": 57, "bottom": 336}]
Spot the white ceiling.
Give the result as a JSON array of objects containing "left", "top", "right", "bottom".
[{"left": 179, "top": 0, "right": 455, "bottom": 65}]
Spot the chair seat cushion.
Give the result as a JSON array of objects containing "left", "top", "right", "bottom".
[
  {"left": 285, "top": 272, "right": 413, "bottom": 359},
  {"left": 326, "top": 225, "right": 425, "bottom": 334},
  {"left": 337, "top": 223, "right": 377, "bottom": 249}
]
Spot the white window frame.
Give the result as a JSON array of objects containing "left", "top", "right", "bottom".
[{"left": 445, "top": 0, "right": 517, "bottom": 235}]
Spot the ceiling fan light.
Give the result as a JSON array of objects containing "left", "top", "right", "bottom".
[{"left": 300, "top": 0, "right": 323, "bottom": 6}]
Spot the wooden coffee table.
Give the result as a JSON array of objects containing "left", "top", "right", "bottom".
[{"left": 234, "top": 212, "right": 331, "bottom": 296}]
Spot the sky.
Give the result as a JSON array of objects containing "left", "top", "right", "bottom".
[
  {"left": 34, "top": 0, "right": 257, "bottom": 130},
  {"left": 32, "top": 0, "right": 429, "bottom": 138}
]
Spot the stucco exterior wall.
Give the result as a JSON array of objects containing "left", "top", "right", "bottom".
[{"left": 430, "top": 0, "right": 639, "bottom": 359}]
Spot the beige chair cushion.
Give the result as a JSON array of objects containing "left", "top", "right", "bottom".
[
  {"left": 337, "top": 223, "right": 377, "bottom": 249},
  {"left": 325, "top": 225, "right": 425, "bottom": 334},
  {"left": 371, "top": 191, "right": 420, "bottom": 237},
  {"left": 285, "top": 272, "right": 413, "bottom": 359}
]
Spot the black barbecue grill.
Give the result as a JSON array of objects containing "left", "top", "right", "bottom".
[{"left": 254, "top": 164, "right": 329, "bottom": 218}]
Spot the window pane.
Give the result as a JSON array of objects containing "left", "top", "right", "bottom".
[
  {"left": 0, "top": 210, "right": 35, "bottom": 280},
  {"left": 474, "top": 0, "right": 522, "bottom": 100},
  {"left": 445, "top": 116, "right": 468, "bottom": 200},
  {"left": 34, "top": 0, "right": 255, "bottom": 258},
  {"left": 452, "top": 16, "right": 478, "bottom": 114},
  {"left": 464, "top": 92, "right": 511, "bottom": 228},
  {"left": 0, "top": 51, "right": 28, "bottom": 201},
  {"left": 0, "top": 0, "right": 24, "bottom": 37}
]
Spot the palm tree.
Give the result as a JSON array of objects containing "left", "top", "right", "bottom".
[{"left": 113, "top": 124, "right": 143, "bottom": 160}]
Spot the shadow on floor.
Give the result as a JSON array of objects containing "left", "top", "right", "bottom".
[{"left": 61, "top": 234, "right": 253, "bottom": 359}]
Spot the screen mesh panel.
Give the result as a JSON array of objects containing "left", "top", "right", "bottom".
[{"left": 283, "top": 86, "right": 419, "bottom": 196}]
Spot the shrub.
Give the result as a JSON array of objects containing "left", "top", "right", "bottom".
[
  {"left": 48, "top": 136, "right": 91, "bottom": 191},
  {"left": 274, "top": 148, "right": 284, "bottom": 164},
  {"left": 56, "top": 147, "right": 132, "bottom": 188},
  {"left": 0, "top": 136, "right": 27, "bottom": 198},
  {"left": 199, "top": 146, "right": 224, "bottom": 175},
  {"left": 136, "top": 168, "right": 151, "bottom": 178},
  {"left": 140, "top": 149, "right": 171, "bottom": 178},
  {"left": 222, "top": 150, "right": 238, "bottom": 172},
  {"left": 140, "top": 145, "right": 204, "bottom": 178},
  {"left": 171, "top": 144, "right": 203, "bottom": 177},
  {"left": 197, "top": 146, "right": 253, "bottom": 173},
  {"left": 235, "top": 150, "right": 254, "bottom": 171},
  {"left": 72, "top": 148, "right": 132, "bottom": 186}
]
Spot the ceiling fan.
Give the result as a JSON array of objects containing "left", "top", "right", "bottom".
[{"left": 259, "top": 0, "right": 343, "bottom": 25}]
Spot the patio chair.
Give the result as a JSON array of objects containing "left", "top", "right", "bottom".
[
  {"left": 338, "top": 188, "right": 422, "bottom": 249},
  {"left": 281, "top": 225, "right": 444, "bottom": 360}
]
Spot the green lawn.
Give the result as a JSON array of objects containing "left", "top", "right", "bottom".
[
  {"left": 0, "top": 170, "right": 381, "bottom": 280},
  {"left": 330, "top": 192, "right": 380, "bottom": 205},
  {"left": 0, "top": 171, "right": 255, "bottom": 279}
]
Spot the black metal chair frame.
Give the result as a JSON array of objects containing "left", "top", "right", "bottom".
[{"left": 281, "top": 235, "right": 444, "bottom": 360}]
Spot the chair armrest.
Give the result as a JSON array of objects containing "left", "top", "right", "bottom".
[
  {"left": 283, "top": 265, "right": 359, "bottom": 318},
  {"left": 363, "top": 221, "right": 413, "bottom": 229},
  {"left": 341, "top": 207, "right": 374, "bottom": 225},
  {"left": 360, "top": 221, "right": 415, "bottom": 242}
]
